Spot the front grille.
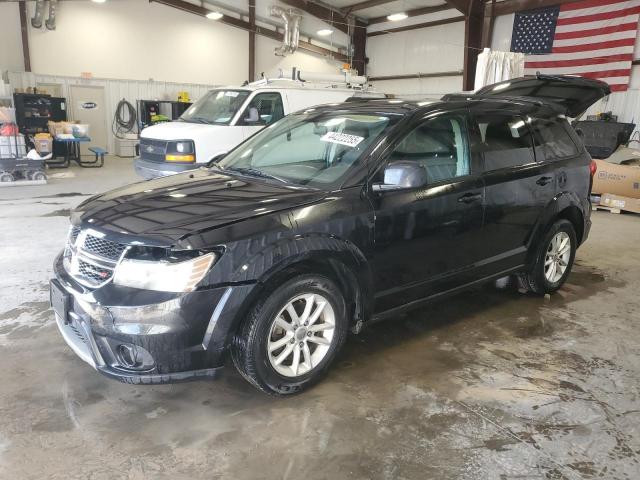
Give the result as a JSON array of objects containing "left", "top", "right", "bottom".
[
  {"left": 69, "top": 323, "right": 87, "bottom": 344},
  {"left": 64, "top": 227, "right": 128, "bottom": 288},
  {"left": 83, "top": 234, "right": 127, "bottom": 261},
  {"left": 139, "top": 138, "right": 168, "bottom": 163}
]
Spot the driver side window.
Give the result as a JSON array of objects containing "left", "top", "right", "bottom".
[
  {"left": 389, "top": 115, "right": 470, "bottom": 184},
  {"left": 238, "top": 93, "right": 285, "bottom": 126}
]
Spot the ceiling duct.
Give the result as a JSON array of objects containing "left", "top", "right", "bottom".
[
  {"left": 31, "top": 0, "right": 46, "bottom": 29},
  {"left": 45, "top": 0, "right": 58, "bottom": 30},
  {"left": 270, "top": 6, "right": 301, "bottom": 56}
]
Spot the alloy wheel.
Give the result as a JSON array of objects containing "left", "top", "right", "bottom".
[
  {"left": 544, "top": 231, "right": 571, "bottom": 283},
  {"left": 267, "top": 293, "right": 335, "bottom": 378}
]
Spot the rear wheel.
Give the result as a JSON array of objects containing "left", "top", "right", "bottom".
[
  {"left": 523, "top": 219, "right": 576, "bottom": 294},
  {"left": 231, "top": 274, "right": 348, "bottom": 395},
  {"left": 0, "top": 172, "right": 14, "bottom": 182}
]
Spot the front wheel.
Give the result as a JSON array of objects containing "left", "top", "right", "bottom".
[
  {"left": 231, "top": 274, "right": 348, "bottom": 395},
  {"left": 523, "top": 219, "right": 577, "bottom": 294}
]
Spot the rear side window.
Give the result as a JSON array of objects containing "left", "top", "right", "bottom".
[
  {"left": 239, "top": 92, "right": 285, "bottom": 126},
  {"left": 389, "top": 114, "right": 470, "bottom": 184},
  {"left": 530, "top": 118, "right": 579, "bottom": 161},
  {"left": 474, "top": 114, "right": 535, "bottom": 171}
]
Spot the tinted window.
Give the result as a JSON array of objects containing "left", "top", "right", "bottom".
[
  {"left": 239, "top": 92, "right": 284, "bottom": 126},
  {"left": 475, "top": 114, "right": 535, "bottom": 171},
  {"left": 530, "top": 118, "right": 579, "bottom": 161},
  {"left": 389, "top": 115, "right": 470, "bottom": 184}
]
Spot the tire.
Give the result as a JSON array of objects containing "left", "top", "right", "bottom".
[
  {"left": 231, "top": 274, "right": 348, "bottom": 396},
  {"left": 523, "top": 219, "right": 577, "bottom": 294},
  {"left": 31, "top": 170, "right": 46, "bottom": 181},
  {"left": 0, "top": 172, "right": 14, "bottom": 183}
]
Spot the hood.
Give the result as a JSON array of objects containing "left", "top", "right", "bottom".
[
  {"left": 473, "top": 75, "right": 611, "bottom": 117},
  {"left": 141, "top": 121, "right": 226, "bottom": 140},
  {"left": 74, "top": 169, "right": 324, "bottom": 246}
]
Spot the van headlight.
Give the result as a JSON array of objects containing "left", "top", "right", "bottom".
[
  {"left": 113, "top": 252, "right": 216, "bottom": 292},
  {"left": 165, "top": 140, "right": 195, "bottom": 163}
]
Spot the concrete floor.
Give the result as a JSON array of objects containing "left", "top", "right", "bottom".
[{"left": 0, "top": 157, "right": 639, "bottom": 480}]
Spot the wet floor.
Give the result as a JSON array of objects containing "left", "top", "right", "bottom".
[{"left": 1, "top": 158, "right": 639, "bottom": 479}]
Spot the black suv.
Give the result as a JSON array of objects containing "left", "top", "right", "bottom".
[{"left": 51, "top": 75, "right": 608, "bottom": 395}]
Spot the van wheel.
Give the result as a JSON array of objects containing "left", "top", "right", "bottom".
[
  {"left": 523, "top": 219, "right": 576, "bottom": 294},
  {"left": 231, "top": 274, "right": 348, "bottom": 396}
]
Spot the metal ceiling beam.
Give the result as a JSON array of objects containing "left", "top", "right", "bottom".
[
  {"left": 443, "top": 0, "right": 474, "bottom": 15},
  {"left": 150, "top": 0, "right": 349, "bottom": 64},
  {"left": 490, "top": 0, "right": 585, "bottom": 16},
  {"left": 368, "top": 4, "right": 453, "bottom": 24},
  {"left": 279, "top": 0, "right": 352, "bottom": 34},
  {"left": 462, "top": 0, "right": 483, "bottom": 90},
  {"left": 342, "top": 0, "right": 397, "bottom": 14},
  {"left": 367, "top": 15, "right": 464, "bottom": 37}
]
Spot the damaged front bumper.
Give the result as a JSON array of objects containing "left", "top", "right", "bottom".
[{"left": 51, "top": 253, "right": 254, "bottom": 384}]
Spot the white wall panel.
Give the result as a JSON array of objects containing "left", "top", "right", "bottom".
[
  {"left": 367, "top": 21, "right": 465, "bottom": 77},
  {"left": 490, "top": 14, "right": 515, "bottom": 52},
  {"left": 0, "top": 3, "right": 24, "bottom": 72},
  {"left": 8, "top": 71, "right": 215, "bottom": 152},
  {"left": 255, "top": 37, "right": 344, "bottom": 80},
  {"left": 371, "top": 75, "right": 463, "bottom": 99},
  {"left": 25, "top": 0, "right": 247, "bottom": 85}
]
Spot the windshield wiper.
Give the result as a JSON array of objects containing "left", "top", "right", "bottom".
[{"left": 226, "top": 166, "right": 288, "bottom": 183}]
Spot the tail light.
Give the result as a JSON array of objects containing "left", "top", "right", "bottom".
[{"left": 589, "top": 160, "right": 597, "bottom": 177}]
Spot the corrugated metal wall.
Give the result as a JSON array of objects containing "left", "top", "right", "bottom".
[{"left": 8, "top": 71, "right": 216, "bottom": 152}]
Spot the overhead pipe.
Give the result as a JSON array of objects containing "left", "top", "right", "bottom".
[
  {"left": 296, "top": 69, "right": 367, "bottom": 86},
  {"left": 31, "top": 0, "right": 46, "bottom": 29},
  {"left": 270, "top": 6, "right": 301, "bottom": 56},
  {"left": 45, "top": 0, "right": 58, "bottom": 31}
]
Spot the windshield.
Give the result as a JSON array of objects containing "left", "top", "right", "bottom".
[
  {"left": 216, "top": 110, "right": 397, "bottom": 189},
  {"left": 179, "top": 89, "right": 250, "bottom": 125}
]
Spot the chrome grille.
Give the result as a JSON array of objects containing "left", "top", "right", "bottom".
[
  {"left": 63, "top": 227, "right": 128, "bottom": 288},
  {"left": 139, "top": 138, "right": 168, "bottom": 163}
]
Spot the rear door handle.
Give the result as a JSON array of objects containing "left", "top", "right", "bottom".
[
  {"left": 457, "top": 192, "right": 482, "bottom": 203},
  {"left": 536, "top": 176, "right": 553, "bottom": 186}
]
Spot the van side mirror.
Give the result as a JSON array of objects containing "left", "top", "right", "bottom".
[{"left": 372, "top": 161, "right": 427, "bottom": 192}]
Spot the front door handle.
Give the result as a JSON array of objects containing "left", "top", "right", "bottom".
[
  {"left": 457, "top": 192, "right": 482, "bottom": 203},
  {"left": 536, "top": 176, "right": 553, "bottom": 186}
]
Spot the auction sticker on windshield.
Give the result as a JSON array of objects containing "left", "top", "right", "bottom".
[{"left": 321, "top": 132, "right": 365, "bottom": 147}]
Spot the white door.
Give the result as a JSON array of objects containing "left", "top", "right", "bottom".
[
  {"left": 68, "top": 85, "right": 108, "bottom": 157},
  {"left": 238, "top": 92, "right": 287, "bottom": 140}
]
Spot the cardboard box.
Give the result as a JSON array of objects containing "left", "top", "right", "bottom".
[
  {"left": 600, "top": 193, "right": 640, "bottom": 214},
  {"left": 592, "top": 159, "right": 640, "bottom": 199}
]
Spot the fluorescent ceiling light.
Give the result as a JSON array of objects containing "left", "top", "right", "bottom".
[
  {"left": 387, "top": 12, "right": 408, "bottom": 21},
  {"left": 91, "top": 0, "right": 107, "bottom": 3},
  {"left": 317, "top": 29, "right": 334, "bottom": 36},
  {"left": 206, "top": 11, "right": 223, "bottom": 20}
]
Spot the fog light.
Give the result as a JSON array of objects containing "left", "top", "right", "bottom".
[{"left": 115, "top": 343, "right": 154, "bottom": 370}]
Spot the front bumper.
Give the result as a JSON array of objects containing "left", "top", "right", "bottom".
[
  {"left": 51, "top": 254, "right": 255, "bottom": 384},
  {"left": 134, "top": 157, "right": 199, "bottom": 179}
]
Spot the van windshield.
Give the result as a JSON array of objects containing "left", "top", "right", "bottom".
[
  {"left": 216, "top": 111, "right": 398, "bottom": 189},
  {"left": 179, "top": 90, "right": 250, "bottom": 125}
]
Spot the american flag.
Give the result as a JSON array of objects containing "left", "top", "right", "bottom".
[{"left": 511, "top": 0, "right": 640, "bottom": 92}]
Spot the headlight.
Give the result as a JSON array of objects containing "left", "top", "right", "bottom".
[
  {"left": 165, "top": 140, "right": 195, "bottom": 163},
  {"left": 113, "top": 252, "right": 216, "bottom": 292}
]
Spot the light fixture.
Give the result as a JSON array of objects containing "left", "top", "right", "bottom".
[
  {"left": 317, "top": 28, "right": 334, "bottom": 36},
  {"left": 206, "top": 11, "right": 223, "bottom": 20},
  {"left": 91, "top": 0, "right": 107, "bottom": 3},
  {"left": 387, "top": 12, "right": 408, "bottom": 21}
]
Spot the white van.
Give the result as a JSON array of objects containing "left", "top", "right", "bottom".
[{"left": 134, "top": 76, "right": 380, "bottom": 179}]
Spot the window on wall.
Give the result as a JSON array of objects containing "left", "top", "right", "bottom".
[
  {"left": 475, "top": 114, "right": 536, "bottom": 171},
  {"left": 530, "top": 118, "right": 579, "bottom": 161},
  {"left": 239, "top": 92, "right": 285, "bottom": 126},
  {"left": 388, "top": 115, "right": 470, "bottom": 184}
]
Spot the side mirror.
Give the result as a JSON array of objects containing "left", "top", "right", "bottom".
[{"left": 372, "top": 161, "right": 427, "bottom": 192}]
